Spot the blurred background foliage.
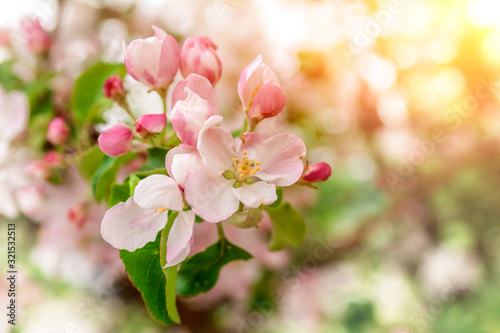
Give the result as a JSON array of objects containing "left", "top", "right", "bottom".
[{"left": 1, "top": 0, "right": 500, "bottom": 332}]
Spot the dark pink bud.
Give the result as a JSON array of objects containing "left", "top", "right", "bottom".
[
  {"left": 302, "top": 162, "right": 331, "bottom": 183},
  {"left": 68, "top": 202, "right": 88, "bottom": 228},
  {"left": 180, "top": 37, "right": 222, "bottom": 86},
  {"left": 98, "top": 123, "right": 133, "bottom": 156},
  {"left": 20, "top": 18, "right": 52, "bottom": 54},
  {"left": 43, "top": 151, "right": 64, "bottom": 166},
  {"left": 103, "top": 75, "right": 126, "bottom": 102},
  {"left": 46, "top": 117, "right": 70, "bottom": 146}
]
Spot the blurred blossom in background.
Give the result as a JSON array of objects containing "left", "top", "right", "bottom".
[{"left": 2, "top": 0, "right": 500, "bottom": 332}]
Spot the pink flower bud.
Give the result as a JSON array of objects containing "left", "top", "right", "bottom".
[
  {"left": 180, "top": 37, "right": 222, "bottom": 86},
  {"left": 26, "top": 160, "right": 51, "bottom": 181},
  {"left": 46, "top": 117, "right": 70, "bottom": 146},
  {"left": 68, "top": 202, "right": 88, "bottom": 229},
  {"left": 302, "top": 162, "right": 331, "bottom": 183},
  {"left": 103, "top": 75, "right": 125, "bottom": 102},
  {"left": 124, "top": 26, "right": 179, "bottom": 90},
  {"left": 43, "top": 151, "right": 64, "bottom": 166},
  {"left": 98, "top": 123, "right": 133, "bottom": 157},
  {"left": 135, "top": 114, "right": 166, "bottom": 138},
  {"left": 238, "top": 55, "right": 286, "bottom": 120},
  {"left": 20, "top": 18, "right": 52, "bottom": 54}
]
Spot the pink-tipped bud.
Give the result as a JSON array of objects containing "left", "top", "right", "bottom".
[
  {"left": 46, "top": 117, "right": 70, "bottom": 146},
  {"left": 124, "top": 26, "right": 180, "bottom": 90},
  {"left": 20, "top": 18, "right": 52, "bottom": 54},
  {"left": 43, "top": 151, "right": 64, "bottom": 166},
  {"left": 103, "top": 75, "right": 126, "bottom": 102},
  {"left": 68, "top": 202, "right": 89, "bottom": 228},
  {"left": 238, "top": 55, "right": 286, "bottom": 120},
  {"left": 26, "top": 160, "right": 51, "bottom": 181},
  {"left": 98, "top": 123, "right": 133, "bottom": 157},
  {"left": 180, "top": 37, "right": 222, "bottom": 86},
  {"left": 135, "top": 114, "right": 166, "bottom": 138},
  {"left": 302, "top": 162, "right": 331, "bottom": 183}
]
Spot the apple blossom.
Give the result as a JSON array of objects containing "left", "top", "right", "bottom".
[
  {"left": 238, "top": 55, "right": 286, "bottom": 120},
  {"left": 98, "top": 123, "right": 133, "bottom": 157},
  {"left": 170, "top": 75, "right": 218, "bottom": 146},
  {"left": 180, "top": 37, "right": 222, "bottom": 86},
  {"left": 101, "top": 174, "right": 195, "bottom": 267},
  {"left": 46, "top": 117, "right": 70, "bottom": 146},
  {"left": 20, "top": 18, "right": 52, "bottom": 54},
  {"left": 184, "top": 116, "right": 306, "bottom": 222},
  {"left": 124, "top": 26, "right": 179, "bottom": 90},
  {"left": 301, "top": 161, "right": 332, "bottom": 183},
  {"left": 135, "top": 114, "right": 166, "bottom": 138}
]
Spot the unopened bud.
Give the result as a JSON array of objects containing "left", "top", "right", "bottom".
[
  {"left": 98, "top": 123, "right": 133, "bottom": 157},
  {"left": 134, "top": 114, "right": 166, "bottom": 138},
  {"left": 302, "top": 161, "right": 331, "bottom": 183},
  {"left": 103, "top": 75, "right": 126, "bottom": 102},
  {"left": 46, "top": 117, "right": 70, "bottom": 146},
  {"left": 68, "top": 202, "right": 88, "bottom": 228}
]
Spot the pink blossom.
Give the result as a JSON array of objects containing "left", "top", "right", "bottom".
[
  {"left": 170, "top": 74, "right": 218, "bottom": 146},
  {"left": 103, "top": 75, "right": 125, "bottom": 102},
  {"left": 20, "top": 18, "right": 52, "bottom": 54},
  {"left": 180, "top": 37, "right": 222, "bottom": 86},
  {"left": 302, "top": 162, "right": 331, "bottom": 183},
  {"left": 135, "top": 114, "right": 166, "bottom": 138},
  {"left": 184, "top": 116, "right": 306, "bottom": 222},
  {"left": 26, "top": 160, "right": 51, "bottom": 181},
  {"left": 238, "top": 55, "right": 286, "bottom": 120},
  {"left": 101, "top": 175, "right": 195, "bottom": 267},
  {"left": 43, "top": 151, "right": 64, "bottom": 166},
  {"left": 46, "top": 117, "right": 70, "bottom": 146},
  {"left": 124, "top": 26, "right": 179, "bottom": 90},
  {"left": 98, "top": 123, "right": 133, "bottom": 157},
  {"left": 166, "top": 144, "right": 204, "bottom": 189}
]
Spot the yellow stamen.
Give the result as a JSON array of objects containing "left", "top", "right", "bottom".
[
  {"left": 256, "top": 162, "right": 261, "bottom": 166},
  {"left": 243, "top": 150, "right": 247, "bottom": 155},
  {"left": 154, "top": 207, "right": 168, "bottom": 213}
]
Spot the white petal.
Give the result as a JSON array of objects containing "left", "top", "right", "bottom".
[
  {"left": 166, "top": 144, "right": 203, "bottom": 188},
  {"left": 184, "top": 168, "right": 239, "bottom": 222},
  {"left": 233, "top": 181, "right": 277, "bottom": 208},
  {"left": 165, "top": 210, "right": 195, "bottom": 267},
  {"left": 101, "top": 197, "right": 168, "bottom": 252},
  {"left": 134, "top": 174, "right": 184, "bottom": 211}
]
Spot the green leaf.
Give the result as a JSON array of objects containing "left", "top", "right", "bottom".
[
  {"left": 177, "top": 238, "right": 253, "bottom": 296},
  {"left": 129, "top": 174, "right": 140, "bottom": 196},
  {"left": 268, "top": 187, "right": 283, "bottom": 208},
  {"left": 120, "top": 233, "right": 174, "bottom": 326},
  {"left": 78, "top": 146, "right": 105, "bottom": 182},
  {"left": 0, "top": 60, "right": 22, "bottom": 90},
  {"left": 107, "top": 182, "right": 131, "bottom": 207},
  {"left": 263, "top": 202, "right": 307, "bottom": 251},
  {"left": 70, "top": 62, "right": 126, "bottom": 126},
  {"left": 138, "top": 147, "right": 169, "bottom": 172},
  {"left": 92, "top": 152, "right": 137, "bottom": 202}
]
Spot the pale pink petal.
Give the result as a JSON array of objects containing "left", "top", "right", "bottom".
[
  {"left": 184, "top": 168, "right": 239, "bottom": 222},
  {"left": 172, "top": 73, "right": 218, "bottom": 108},
  {"left": 152, "top": 25, "right": 168, "bottom": 40},
  {"left": 232, "top": 132, "right": 264, "bottom": 159},
  {"left": 134, "top": 174, "right": 184, "bottom": 211},
  {"left": 254, "top": 133, "right": 306, "bottom": 186},
  {"left": 0, "top": 89, "right": 29, "bottom": 142},
  {"left": 165, "top": 210, "right": 195, "bottom": 267},
  {"left": 197, "top": 116, "right": 234, "bottom": 174},
  {"left": 101, "top": 197, "right": 168, "bottom": 252},
  {"left": 233, "top": 181, "right": 277, "bottom": 208},
  {"left": 157, "top": 33, "right": 180, "bottom": 88},
  {"left": 247, "top": 83, "right": 286, "bottom": 119},
  {"left": 125, "top": 37, "right": 162, "bottom": 87},
  {"left": 166, "top": 144, "right": 204, "bottom": 188},
  {"left": 170, "top": 88, "right": 217, "bottom": 146}
]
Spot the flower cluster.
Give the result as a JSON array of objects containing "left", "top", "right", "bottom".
[{"left": 99, "top": 26, "right": 331, "bottom": 268}]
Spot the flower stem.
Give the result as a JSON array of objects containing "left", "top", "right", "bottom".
[
  {"left": 217, "top": 223, "right": 225, "bottom": 240},
  {"left": 159, "top": 88, "right": 168, "bottom": 146}
]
